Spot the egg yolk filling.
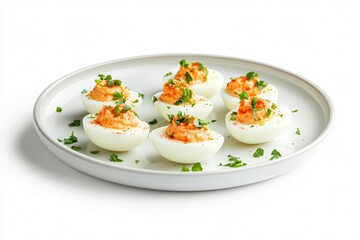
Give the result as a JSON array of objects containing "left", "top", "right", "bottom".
[
  {"left": 174, "top": 59, "right": 208, "bottom": 85},
  {"left": 236, "top": 97, "right": 275, "bottom": 125},
  {"left": 92, "top": 104, "right": 139, "bottom": 130},
  {"left": 226, "top": 72, "right": 267, "bottom": 98},
  {"left": 166, "top": 112, "right": 211, "bottom": 143},
  {"left": 88, "top": 75, "right": 130, "bottom": 102},
  {"left": 159, "top": 79, "right": 196, "bottom": 105}
]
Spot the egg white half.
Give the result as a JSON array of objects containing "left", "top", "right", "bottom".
[
  {"left": 221, "top": 84, "right": 279, "bottom": 111},
  {"left": 81, "top": 89, "right": 142, "bottom": 114},
  {"left": 153, "top": 92, "right": 214, "bottom": 120},
  {"left": 225, "top": 105, "right": 291, "bottom": 144},
  {"left": 83, "top": 114, "right": 150, "bottom": 151},
  {"left": 149, "top": 126, "right": 224, "bottom": 164},
  {"left": 163, "top": 68, "right": 224, "bottom": 98}
]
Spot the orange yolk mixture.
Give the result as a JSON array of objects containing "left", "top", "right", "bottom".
[
  {"left": 159, "top": 79, "right": 196, "bottom": 105},
  {"left": 226, "top": 75, "right": 260, "bottom": 98},
  {"left": 89, "top": 80, "right": 130, "bottom": 102},
  {"left": 92, "top": 104, "right": 138, "bottom": 129},
  {"left": 237, "top": 97, "right": 273, "bottom": 124},
  {"left": 174, "top": 60, "right": 208, "bottom": 85},
  {"left": 166, "top": 113, "right": 211, "bottom": 143}
]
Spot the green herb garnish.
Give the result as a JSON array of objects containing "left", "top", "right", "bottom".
[
  {"left": 109, "top": 153, "right": 123, "bottom": 162},
  {"left": 71, "top": 146, "right": 81, "bottom": 151},
  {"left": 181, "top": 166, "right": 190, "bottom": 172},
  {"left": 211, "top": 120, "right": 217, "bottom": 122},
  {"left": 135, "top": 160, "right": 140, "bottom": 164},
  {"left": 255, "top": 80, "right": 268, "bottom": 90},
  {"left": 179, "top": 59, "right": 189, "bottom": 67},
  {"left": 266, "top": 108, "right": 272, "bottom": 118},
  {"left": 271, "top": 103, "right": 278, "bottom": 110},
  {"left": 230, "top": 111, "right": 237, "bottom": 121},
  {"left": 90, "top": 150, "right": 100, "bottom": 154},
  {"left": 250, "top": 97, "right": 258, "bottom": 119},
  {"left": 198, "top": 62, "right": 206, "bottom": 70},
  {"left": 152, "top": 96, "right": 158, "bottom": 104},
  {"left": 222, "top": 155, "right": 247, "bottom": 168},
  {"left": 270, "top": 149, "right": 281, "bottom": 160},
  {"left": 149, "top": 119, "right": 158, "bottom": 125},
  {"left": 253, "top": 148, "right": 264, "bottom": 158},
  {"left": 191, "top": 162, "right": 203, "bottom": 172},
  {"left": 138, "top": 93, "right": 144, "bottom": 99},
  {"left": 62, "top": 131, "right": 78, "bottom": 145},
  {"left": 296, "top": 128, "right": 301, "bottom": 135},
  {"left": 175, "top": 88, "right": 193, "bottom": 105},
  {"left": 195, "top": 119, "right": 210, "bottom": 128},
  {"left": 292, "top": 109, "right": 299, "bottom": 113},
  {"left": 185, "top": 72, "right": 193, "bottom": 83},
  {"left": 164, "top": 72, "right": 172, "bottom": 77},
  {"left": 68, "top": 119, "right": 81, "bottom": 127},
  {"left": 239, "top": 91, "right": 249, "bottom": 101},
  {"left": 120, "top": 105, "right": 131, "bottom": 113},
  {"left": 112, "top": 91, "right": 124, "bottom": 101},
  {"left": 56, "top": 106, "right": 62, "bottom": 112},
  {"left": 81, "top": 89, "right": 88, "bottom": 94},
  {"left": 246, "top": 71, "right": 259, "bottom": 80}
]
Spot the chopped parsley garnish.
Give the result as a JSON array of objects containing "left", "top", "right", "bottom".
[
  {"left": 253, "top": 148, "right": 264, "bottom": 158},
  {"left": 292, "top": 109, "right": 299, "bottom": 113},
  {"left": 120, "top": 105, "right": 131, "bottom": 113},
  {"left": 56, "top": 106, "right": 62, "bottom": 112},
  {"left": 168, "top": 78, "right": 175, "bottom": 87},
  {"left": 271, "top": 103, "right": 278, "bottom": 110},
  {"left": 71, "top": 146, "right": 81, "bottom": 151},
  {"left": 211, "top": 120, "right": 217, "bottom": 122},
  {"left": 266, "top": 108, "right": 272, "bottom": 118},
  {"left": 81, "top": 89, "right": 88, "bottom": 94},
  {"left": 133, "top": 99, "right": 139, "bottom": 104},
  {"left": 250, "top": 97, "right": 258, "bottom": 119},
  {"left": 68, "top": 119, "right": 81, "bottom": 127},
  {"left": 191, "top": 162, "right": 203, "bottom": 172},
  {"left": 195, "top": 119, "right": 210, "bottom": 128},
  {"left": 62, "top": 131, "right": 78, "bottom": 145},
  {"left": 185, "top": 72, "right": 193, "bottom": 83},
  {"left": 164, "top": 72, "right": 172, "bottom": 77},
  {"left": 152, "top": 96, "right": 158, "bottom": 104},
  {"left": 90, "top": 150, "right": 100, "bottom": 154},
  {"left": 167, "top": 106, "right": 171, "bottom": 109},
  {"left": 95, "top": 74, "right": 114, "bottom": 84},
  {"left": 239, "top": 91, "right": 249, "bottom": 101},
  {"left": 296, "top": 128, "right": 301, "bottom": 135},
  {"left": 246, "top": 71, "right": 259, "bottom": 80},
  {"left": 279, "top": 113, "right": 283, "bottom": 117},
  {"left": 109, "top": 153, "right": 123, "bottom": 162},
  {"left": 255, "top": 80, "right": 268, "bottom": 90},
  {"left": 167, "top": 114, "right": 175, "bottom": 122},
  {"left": 138, "top": 93, "right": 144, "bottom": 99},
  {"left": 179, "top": 59, "right": 189, "bottom": 67},
  {"left": 198, "top": 62, "right": 206, "bottom": 70},
  {"left": 149, "top": 119, "right": 158, "bottom": 125},
  {"left": 221, "top": 155, "right": 247, "bottom": 168},
  {"left": 112, "top": 91, "right": 124, "bottom": 101},
  {"left": 270, "top": 149, "right": 281, "bottom": 160},
  {"left": 175, "top": 88, "right": 193, "bottom": 105},
  {"left": 181, "top": 166, "right": 190, "bottom": 172},
  {"left": 230, "top": 111, "right": 237, "bottom": 121}
]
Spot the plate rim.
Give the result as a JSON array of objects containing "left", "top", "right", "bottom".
[{"left": 33, "top": 53, "right": 335, "bottom": 176}]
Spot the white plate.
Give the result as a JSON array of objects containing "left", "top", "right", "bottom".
[{"left": 33, "top": 54, "right": 334, "bottom": 191}]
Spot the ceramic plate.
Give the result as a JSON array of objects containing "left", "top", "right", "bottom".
[{"left": 33, "top": 54, "right": 334, "bottom": 191}]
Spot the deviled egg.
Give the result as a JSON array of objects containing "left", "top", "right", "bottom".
[
  {"left": 83, "top": 104, "right": 149, "bottom": 151},
  {"left": 221, "top": 71, "right": 278, "bottom": 110},
  {"left": 225, "top": 94, "right": 291, "bottom": 144},
  {"left": 149, "top": 112, "right": 224, "bottom": 164},
  {"left": 163, "top": 59, "right": 224, "bottom": 98},
  {"left": 153, "top": 78, "right": 214, "bottom": 120},
  {"left": 81, "top": 74, "right": 143, "bottom": 114}
]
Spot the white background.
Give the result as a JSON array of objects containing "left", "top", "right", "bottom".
[{"left": 1, "top": 0, "right": 359, "bottom": 239}]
